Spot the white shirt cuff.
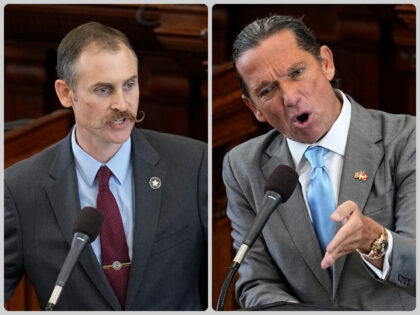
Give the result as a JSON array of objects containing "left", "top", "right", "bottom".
[{"left": 360, "top": 228, "right": 393, "bottom": 279}]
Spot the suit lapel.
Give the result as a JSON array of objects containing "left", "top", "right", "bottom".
[
  {"left": 125, "top": 130, "right": 166, "bottom": 309},
  {"left": 45, "top": 134, "right": 122, "bottom": 310},
  {"left": 332, "top": 98, "right": 384, "bottom": 298},
  {"left": 262, "top": 134, "right": 332, "bottom": 295}
]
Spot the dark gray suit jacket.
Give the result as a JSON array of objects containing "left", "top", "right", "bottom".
[
  {"left": 223, "top": 97, "right": 415, "bottom": 310},
  {"left": 5, "top": 128, "right": 208, "bottom": 310}
]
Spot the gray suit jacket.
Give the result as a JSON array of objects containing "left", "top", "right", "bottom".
[
  {"left": 223, "top": 97, "right": 415, "bottom": 310},
  {"left": 5, "top": 128, "right": 207, "bottom": 310}
]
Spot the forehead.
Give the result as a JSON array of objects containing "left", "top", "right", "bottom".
[
  {"left": 236, "top": 30, "right": 317, "bottom": 91},
  {"left": 74, "top": 43, "right": 138, "bottom": 83}
]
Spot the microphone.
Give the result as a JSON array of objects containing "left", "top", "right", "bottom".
[
  {"left": 239, "top": 165, "right": 298, "bottom": 254},
  {"left": 216, "top": 165, "right": 298, "bottom": 311},
  {"left": 45, "top": 207, "right": 103, "bottom": 311}
]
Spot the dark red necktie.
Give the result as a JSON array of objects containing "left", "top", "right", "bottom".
[{"left": 96, "top": 165, "right": 130, "bottom": 307}]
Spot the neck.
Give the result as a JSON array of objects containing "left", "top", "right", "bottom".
[
  {"left": 75, "top": 133, "right": 123, "bottom": 164},
  {"left": 334, "top": 88, "right": 344, "bottom": 106},
  {"left": 88, "top": 145, "right": 121, "bottom": 164}
]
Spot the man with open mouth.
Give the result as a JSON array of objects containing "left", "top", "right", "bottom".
[{"left": 222, "top": 14, "right": 415, "bottom": 311}]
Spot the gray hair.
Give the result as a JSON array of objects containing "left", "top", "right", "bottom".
[
  {"left": 56, "top": 21, "right": 137, "bottom": 90},
  {"left": 232, "top": 15, "right": 322, "bottom": 98}
]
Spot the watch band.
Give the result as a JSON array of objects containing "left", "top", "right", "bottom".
[{"left": 357, "top": 227, "right": 389, "bottom": 260}]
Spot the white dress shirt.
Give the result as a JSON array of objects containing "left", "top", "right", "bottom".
[{"left": 286, "top": 90, "right": 392, "bottom": 279}]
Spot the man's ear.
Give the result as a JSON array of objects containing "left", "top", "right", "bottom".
[
  {"left": 54, "top": 79, "right": 74, "bottom": 108},
  {"left": 319, "top": 45, "right": 335, "bottom": 81},
  {"left": 242, "top": 95, "right": 266, "bottom": 122}
]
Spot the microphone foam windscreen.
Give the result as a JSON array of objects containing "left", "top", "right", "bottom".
[
  {"left": 264, "top": 165, "right": 299, "bottom": 202},
  {"left": 72, "top": 207, "right": 104, "bottom": 242}
]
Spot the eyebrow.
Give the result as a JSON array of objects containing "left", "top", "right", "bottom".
[{"left": 125, "top": 75, "right": 138, "bottom": 83}]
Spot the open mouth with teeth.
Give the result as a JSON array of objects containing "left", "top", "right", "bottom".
[
  {"left": 296, "top": 113, "right": 309, "bottom": 123},
  {"left": 113, "top": 118, "right": 125, "bottom": 124}
]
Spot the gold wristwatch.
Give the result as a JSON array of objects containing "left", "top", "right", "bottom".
[{"left": 358, "top": 227, "right": 389, "bottom": 260}]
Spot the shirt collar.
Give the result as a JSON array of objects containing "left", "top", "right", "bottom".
[
  {"left": 287, "top": 90, "right": 352, "bottom": 169},
  {"left": 71, "top": 126, "right": 132, "bottom": 186}
]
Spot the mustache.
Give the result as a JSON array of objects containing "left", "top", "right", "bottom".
[
  {"left": 109, "top": 110, "right": 137, "bottom": 121},
  {"left": 94, "top": 110, "right": 142, "bottom": 129}
]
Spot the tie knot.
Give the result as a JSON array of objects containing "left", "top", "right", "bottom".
[
  {"left": 304, "top": 146, "right": 326, "bottom": 169},
  {"left": 97, "top": 166, "right": 112, "bottom": 188}
]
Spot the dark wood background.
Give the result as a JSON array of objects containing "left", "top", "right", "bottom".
[
  {"left": 212, "top": 4, "right": 415, "bottom": 310},
  {"left": 4, "top": 4, "right": 207, "bottom": 310}
]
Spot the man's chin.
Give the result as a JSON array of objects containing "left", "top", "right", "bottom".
[
  {"left": 285, "top": 124, "right": 330, "bottom": 143},
  {"left": 286, "top": 132, "right": 323, "bottom": 144},
  {"left": 107, "top": 127, "right": 134, "bottom": 144}
]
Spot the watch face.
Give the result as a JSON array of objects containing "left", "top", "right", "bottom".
[{"left": 377, "top": 240, "right": 389, "bottom": 255}]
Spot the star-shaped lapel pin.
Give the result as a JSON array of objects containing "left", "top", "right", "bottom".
[{"left": 149, "top": 176, "right": 161, "bottom": 189}]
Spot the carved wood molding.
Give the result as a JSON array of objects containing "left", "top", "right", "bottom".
[
  {"left": 5, "top": 4, "right": 207, "bottom": 54},
  {"left": 393, "top": 4, "right": 416, "bottom": 72},
  {"left": 144, "top": 5, "right": 208, "bottom": 52},
  {"left": 5, "top": 109, "right": 74, "bottom": 169},
  {"left": 395, "top": 4, "right": 415, "bottom": 29}
]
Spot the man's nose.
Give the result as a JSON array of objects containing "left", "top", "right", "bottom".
[
  {"left": 110, "top": 89, "right": 128, "bottom": 111},
  {"left": 281, "top": 82, "right": 300, "bottom": 107}
]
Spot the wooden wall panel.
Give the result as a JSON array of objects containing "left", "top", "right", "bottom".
[{"left": 4, "top": 109, "right": 74, "bottom": 169}]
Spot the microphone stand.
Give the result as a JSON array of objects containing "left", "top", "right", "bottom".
[
  {"left": 216, "top": 244, "right": 249, "bottom": 311},
  {"left": 217, "top": 165, "right": 298, "bottom": 311},
  {"left": 45, "top": 233, "right": 90, "bottom": 311},
  {"left": 217, "top": 191, "right": 282, "bottom": 310}
]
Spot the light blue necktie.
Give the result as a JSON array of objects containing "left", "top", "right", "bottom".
[{"left": 304, "top": 146, "right": 336, "bottom": 253}]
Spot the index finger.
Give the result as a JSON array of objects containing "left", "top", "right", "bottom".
[
  {"left": 331, "top": 200, "right": 357, "bottom": 223},
  {"left": 325, "top": 219, "right": 353, "bottom": 254}
]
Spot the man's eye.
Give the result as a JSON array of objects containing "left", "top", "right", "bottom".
[
  {"left": 290, "top": 68, "right": 304, "bottom": 79},
  {"left": 124, "top": 81, "right": 135, "bottom": 90},
  {"left": 260, "top": 86, "right": 274, "bottom": 97},
  {"left": 96, "top": 87, "right": 110, "bottom": 95}
]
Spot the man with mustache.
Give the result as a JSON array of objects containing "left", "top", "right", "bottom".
[
  {"left": 223, "top": 15, "right": 415, "bottom": 310},
  {"left": 5, "top": 22, "right": 207, "bottom": 310}
]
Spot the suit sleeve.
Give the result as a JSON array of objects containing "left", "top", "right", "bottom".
[
  {"left": 223, "top": 152, "right": 299, "bottom": 308},
  {"left": 4, "top": 181, "right": 24, "bottom": 302},
  {"left": 386, "top": 124, "right": 416, "bottom": 295},
  {"left": 362, "top": 120, "right": 416, "bottom": 296}
]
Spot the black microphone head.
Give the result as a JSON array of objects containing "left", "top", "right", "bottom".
[
  {"left": 264, "top": 165, "right": 298, "bottom": 202},
  {"left": 72, "top": 207, "right": 103, "bottom": 242}
]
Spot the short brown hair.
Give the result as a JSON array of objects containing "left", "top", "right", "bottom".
[{"left": 56, "top": 21, "right": 137, "bottom": 90}]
